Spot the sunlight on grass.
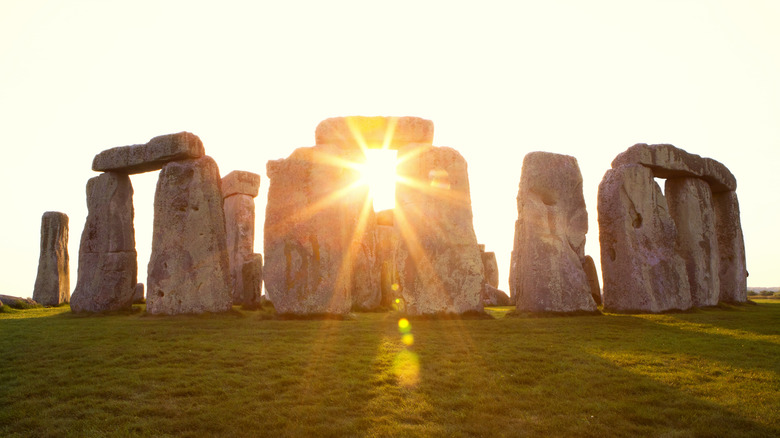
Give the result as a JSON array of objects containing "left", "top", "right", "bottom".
[{"left": 630, "top": 313, "right": 780, "bottom": 345}]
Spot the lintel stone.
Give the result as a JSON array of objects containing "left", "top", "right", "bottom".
[{"left": 92, "top": 132, "right": 204, "bottom": 174}]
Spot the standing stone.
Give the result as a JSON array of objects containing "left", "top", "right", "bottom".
[
  {"left": 264, "top": 145, "right": 368, "bottom": 315},
  {"left": 32, "top": 212, "right": 70, "bottom": 306},
  {"left": 481, "top": 250, "right": 499, "bottom": 289},
  {"left": 598, "top": 164, "right": 692, "bottom": 312},
  {"left": 581, "top": 255, "right": 602, "bottom": 306},
  {"left": 510, "top": 152, "right": 597, "bottom": 313},
  {"left": 71, "top": 172, "right": 137, "bottom": 313},
  {"left": 222, "top": 171, "right": 261, "bottom": 304},
  {"left": 146, "top": 156, "right": 232, "bottom": 314},
  {"left": 666, "top": 178, "right": 720, "bottom": 307},
  {"left": 713, "top": 191, "right": 748, "bottom": 302},
  {"left": 241, "top": 253, "right": 263, "bottom": 309},
  {"left": 394, "top": 144, "right": 484, "bottom": 315},
  {"left": 133, "top": 283, "right": 145, "bottom": 304}
]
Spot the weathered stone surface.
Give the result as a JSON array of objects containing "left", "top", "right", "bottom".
[
  {"left": 32, "top": 211, "right": 70, "bottom": 306},
  {"left": 481, "top": 250, "right": 499, "bottom": 289},
  {"left": 223, "top": 193, "right": 257, "bottom": 304},
  {"left": 241, "top": 254, "right": 263, "bottom": 309},
  {"left": 92, "top": 132, "right": 205, "bottom": 174},
  {"left": 598, "top": 164, "right": 692, "bottom": 313},
  {"left": 133, "top": 283, "right": 145, "bottom": 304},
  {"left": 394, "top": 144, "right": 484, "bottom": 315},
  {"left": 581, "top": 255, "right": 602, "bottom": 306},
  {"left": 315, "top": 116, "right": 434, "bottom": 150},
  {"left": 71, "top": 172, "right": 137, "bottom": 313},
  {"left": 146, "top": 156, "right": 232, "bottom": 314},
  {"left": 264, "top": 145, "right": 376, "bottom": 315},
  {"left": 510, "top": 152, "right": 597, "bottom": 313},
  {"left": 482, "top": 284, "right": 511, "bottom": 306},
  {"left": 222, "top": 170, "right": 261, "bottom": 198},
  {"left": 0, "top": 295, "right": 38, "bottom": 308},
  {"left": 666, "top": 178, "right": 720, "bottom": 307},
  {"left": 612, "top": 143, "right": 736, "bottom": 192},
  {"left": 713, "top": 191, "right": 748, "bottom": 303}
]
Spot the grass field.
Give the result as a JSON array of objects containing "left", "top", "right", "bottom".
[{"left": 1, "top": 301, "right": 778, "bottom": 437}]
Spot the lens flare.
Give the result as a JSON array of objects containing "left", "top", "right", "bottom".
[
  {"left": 392, "top": 350, "right": 420, "bottom": 388},
  {"left": 402, "top": 333, "right": 414, "bottom": 346},
  {"left": 398, "top": 318, "right": 410, "bottom": 331}
]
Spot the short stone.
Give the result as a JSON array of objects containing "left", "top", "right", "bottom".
[
  {"left": 241, "top": 254, "right": 263, "bottom": 309},
  {"left": 32, "top": 211, "right": 70, "bottom": 306},
  {"left": 222, "top": 170, "right": 261, "bottom": 198},
  {"left": 133, "top": 283, "right": 145, "bottom": 304},
  {"left": 481, "top": 251, "right": 499, "bottom": 289},
  {"left": 482, "top": 284, "right": 511, "bottom": 306},
  {"left": 92, "top": 132, "right": 205, "bottom": 174}
]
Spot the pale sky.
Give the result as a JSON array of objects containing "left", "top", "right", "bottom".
[{"left": 2, "top": 0, "right": 779, "bottom": 299}]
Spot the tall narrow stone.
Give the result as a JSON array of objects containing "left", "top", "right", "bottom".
[
  {"left": 222, "top": 170, "right": 261, "bottom": 304},
  {"left": 394, "top": 144, "right": 484, "bottom": 315},
  {"left": 713, "top": 191, "right": 748, "bottom": 302},
  {"left": 598, "top": 165, "right": 692, "bottom": 312},
  {"left": 32, "top": 211, "right": 70, "bottom": 306},
  {"left": 480, "top": 249, "right": 499, "bottom": 289},
  {"left": 510, "top": 152, "right": 597, "bottom": 313},
  {"left": 241, "top": 253, "right": 264, "bottom": 309},
  {"left": 666, "top": 177, "right": 720, "bottom": 307},
  {"left": 581, "top": 255, "right": 602, "bottom": 306},
  {"left": 146, "top": 156, "right": 232, "bottom": 314},
  {"left": 71, "top": 172, "right": 137, "bottom": 313}
]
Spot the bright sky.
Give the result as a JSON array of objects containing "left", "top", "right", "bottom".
[{"left": 2, "top": 0, "right": 779, "bottom": 298}]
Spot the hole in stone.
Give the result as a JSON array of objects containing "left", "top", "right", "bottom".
[
  {"left": 632, "top": 213, "right": 643, "bottom": 229},
  {"left": 157, "top": 290, "right": 164, "bottom": 297},
  {"left": 608, "top": 247, "right": 616, "bottom": 261}
]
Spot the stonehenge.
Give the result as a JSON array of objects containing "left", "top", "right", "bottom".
[
  {"left": 509, "top": 152, "right": 598, "bottom": 314},
  {"left": 32, "top": 211, "right": 70, "bottom": 306},
  {"left": 42, "top": 119, "right": 747, "bottom": 318},
  {"left": 599, "top": 143, "right": 747, "bottom": 312}
]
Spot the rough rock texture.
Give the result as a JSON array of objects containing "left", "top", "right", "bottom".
[
  {"left": 581, "top": 255, "right": 602, "bottom": 306},
  {"left": 146, "top": 156, "right": 232, "bottom": 315},
  {"left": 222, "top": 171, "right": 261, "bottom": 304},
  {"left": 394, "top": 144, "right": 484, "bottom": 315},
  {"left": 264, "top": 145, "right": 377, "bottom": 315},
  {"left": 241, "top": 253, "right": 263, "bottom": 309},
  {"left": 0, "top": 295, "right": 38, "bottom": 308},
  {"left": 71, "top": 172, "right": 137, "bottom": 313},
  {"left": 480, "top": 250, "right": 499, "bottom": 289},
  {"left": 666, "top": 177, "right": 720, "bottom": 307},
  {"left": 222, "top": 170, "right": 261, "bottom": 198},
  {"left": 598, "top": 164, "right": 692, "bottom": 312},
  {"left": 92, "top": 132, "right": 204, "bottom": 174},
  {"left": 482, "top": 285, "right": 511, "bottom": 306},
  {"left": 32, "top": 211, "right": 70, "bottom": 306},
  {"left": 612, "top": 143, "right": 735, "bottom": 192},
  {"left": 713, "top": 191, "right": 748, "bottom": 303},
  {"left": 133, "top": 283, "right": 145, "bottom": 304},
  {"left": 315, "top": 116, "right": 434, "bottom": 150},
  {"left": 510, "top": 152, "right": 597, "bottom": 313}
]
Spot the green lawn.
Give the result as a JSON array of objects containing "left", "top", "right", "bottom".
[{"left": 1, "top": 301, "right": 778, "bottom": 437}]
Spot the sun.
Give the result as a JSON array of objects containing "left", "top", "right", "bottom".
[{"left": 360, "top": 149, "right": 398, "bottom": 211}]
